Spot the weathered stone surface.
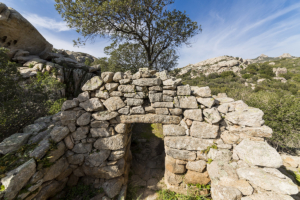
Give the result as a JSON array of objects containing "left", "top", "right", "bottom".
[
  {"left": 203, "top": 107, "right": 222, "bottom": 123},
  {"left": 221, "top": 131, "right": 239, "bottom": 144},
  {"left": 91, "top": 120, "right": 110, "bottom": 128},
  {"left": 94, "top": 134, "right": 128, "bottom": 150},
  {"left": 218, "top": 103, "right": 229, "bottom": 113},
  {"left": 103, "top": 97, "right": 125, "bottom": 112},
  {"left": 82, "top": 76, "right": 103, "bottom": 91},
  {"left": 149, "top": 93, "right": 163, "bottom": 102},
  {"left": 105, "top": 83, "right": 119, "bottom": 92},
  {"left": 76, "top": 112, "right": 91, "bottom": 126},
  {"left": 0, "top": 3, "right": 52, "bottom": 59},
  {"left": 79, "top": 98, "right": 104, "bottom": 112},
  {"left": 92, "top": 111, "right": 119, "bottom": 120},
  {"left": 95, "top": 90, "right": 110, "bottom": 99},
  {"left": 29, "top": 136, "right": 51, "bottom": 159},
  {"left": 64, "top": 135, "right": 74, "bottom": 149},
  {"left": 47, "top": 141, "right": 66, "bottom": 163},
  {"left": 126, "top": 98, "right": 144, "bottom": 106},
  {"left": 234, "top": 139, "right": 282, "bottom": 168},
  {"left": 163, "top": 90, "right": 177, "bottom": 97},
  {"left": 226, "top": 107, "right": 264, "bottom": 127},
  {"left": 245, "top": 192, "right": 294, "bottom": 200},
  {"left": 155, "top": 108, "right": 169, "bottom": 115},
  {"left": 118, "top": 114, "right": 180, "bottom": 124},
  {"left": 183, "top": 109, "right": 203, "bottom": 121},
  {"left": 217, "top": 177, "right": 253, "bottom": 196},
  {"left": 110, "top": 92, "right": 123, "bottom": 98},
  {"left": 114, "top": 124, "right": 129, "bottom": 134},
  {"left": 118, "top": 85, "right": 135, "bottom": 93},
  {"left": 211, "top": 185, "right": 242, "bottom": 200},
  {"left": 237, "top": 167, "right": 298, "bottom": 195},
  {"left": 90, "top": 128, "right": 112, "bottom": 138},
  {"left": 60, "top": 111, "right": 76, "bottom": 125},
  {"left": 72, "top": 143, "right": 92, "bottom": 154},
  {"left": 67, "top": 154, "right": 85, "bottom": 165},
  {"left": 130, "top": 106, "right": 145, "bottom": 114},
  {"left": 163, "top": 78, "right": 181, "bottom": 87},
  {"left": 43, "top": 157, "right": 69, "bottom": 182},
  {"left": 124, "top": 92, "right": 145, "bottom": 99},
  {"left": 23, "top": 122, "right": 47, "bottom": 134},
  {"left": 163, "top": 95, "right": 173, "bottom": 102},
  {"left": 103, "top": 177, "right": 124, "bottom": 198},
  {"left": 109, "top": 148, "right": 126, "bottom": 160},
  {"left": 82, "top": 158, "right": 125, "bottom": 179},
  {"left": 61, "top": 100, "right": 79, "bottom": 111},
  {"left": 149, "top": 86, "right": 162, "bottom": 91},
  {"left": 197, "top": 97, "right": 215, "bottom": 108},
  {"left": 207, "top": 160, "right": 239, "bottom": 181},
  {"left": 184, "top": 170, "right": 210, "bottom": 185},
  {"left": 0, "top": 132, "right": 32, "bottom": 154},
  {"left": 118, "top": 106, "right": 130, "bottom": 115},
  {"left": 28, "top": 129, "right": 52, "bottom": 144},
  {"left": 207, "top": 149, "right": 232, "bottom": 162},
  {"left": 191, "top": 86, "right": 211, "bottom": 97},
  {"left": 228, "top": 125, "right": 272, "bottom": 138},
  {"left": 165, "top": 136, "right": 214, "bottom": 150},
  {"left": 113, "top": 72, "right": 124, "bottom": 82},
  {"left": 132, "top": 78, "right": 162, "bottom": 86},
  {"left": 165, "top": 155, "right": 186, "bottom": 173},
  {"left": 86, "top": 150, "right": 111, "bottom": 167},
  {"left": 1, "top": 159, "right": 36, "bottom": 200},
  {"left": 101, "top": 72, "right": 114, "bottom": 83},
  {"left": 163, "top": 125, "right": 186, "bottom": 136},
  {"left": 190, "top": 121, "right": 219, "bottom": 139},
  {"left": 50, "top": 126, "right": 70, "bottom": 142},
  {"left": 152, "top": 102, "right": 174, "bottom": 108},
  {"left": 177, "top": 85, "right": 191, "bottom": 96},
  {"left": 186, "top": 160, "right": 207, "bottom": 172},
  {"left": 72, "top": 126, "right": 89, "bottom": 140},
  {"left": 165, "top": 169, "right": 183, "bottom": 186},
  {"left": 166, "top": 147, "right": 196, "bottom": 161},
  {"left": 169, "top": 108, "right": 182, "bottom": 115},
  {"left": 179, "top": 96, "right": 198, "bottom": 108},
  {"left": 281, "top": 154, "right": 300, "bottom": 168},
  {"left": 35, "top": 179, "right": 67, "bottom": 200}
]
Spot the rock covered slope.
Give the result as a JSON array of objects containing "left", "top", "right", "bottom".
[{"left": 178, "top": 53, "right": 297, "bottom": 78}]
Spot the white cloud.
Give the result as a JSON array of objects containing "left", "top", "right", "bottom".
[{"left": 23, "top": 13, "right": 70, "bottom": 32}]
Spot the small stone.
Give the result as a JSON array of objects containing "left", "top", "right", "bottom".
[
  {"left": 67, "top": 154, "right": 85, "bottom": 165},
  {"left": 197, "top": 97, "right": 215, "bottom": 108},
  {"left": 119, "top": 79, "right": 131, "bottom": 84},
  {"left": 163, "top": 78, "right": 181, "bottom": 87},
  {"left": 130, "top": 106, "right": 145, "bottom": 114},
  {"left": 77, "top": 112, "right": 91, "bottom": 126},
  {"left": 103, "top": 177, "right": 124, "bottom": 198},
  {"left": 0, "top": 132, "right": 32, "bottom": 154},
  {"left": 86, "top": 150, "right": 111, "bottom": 167},
  {"left": 82, "top": 76, "right": 103, "bottom": 91},
  {"left": 95, "top": 90, "right": 110, "bottom": 99},
  {"left": 177, "top": 85, "right": 191, "bottom": 96},
  {"left": 179, "top": 96, "right": 198, "bottom": 109},
  {"left": 118, "top": 85, "right": 135, "bottom": 93},
  {"left": 145, "top": 106, "right": 155, "bottom": 113},
  {"left": 132, "top": 78, "right": 162, "bottom": 86},
  {"left": 126, "top": 98, "right": 144, "bottom": 106},
  {"left": 152, "top": 102, "right": 173, "bottom": 108},
  {"left": 165, "top": 168, "right": 183, "bottom": 186},
  {"left": 92, "top": 111, "right": 119, "bottom": 120},
  {"left": 50, "top": 126, "right": 70, "bottom": 142},
  {"left": 113, "top": 72, "right": 124, "bottom": 82},
  {"left": 72, "top": 143, "right": 92, "bottom": 154},
  {"left": 149, "top": 86, "right": 162, "bottom": 91},
  {"left": 105, "top": 83, "right": 119, "bottom": 92},
  {"left": 118, "top": 106, "right": 130, "bottom": 115},
  {"left": 94, "top": 134, "right": 128, "bottom": 150},
  {"left": 61, "top": 100, "right": 79, "bottom": 111},
  {"left": 156, "top": 108, "right": 169, "bottom": 115},
  {"left": 64, "top": 135, "right": 74, "bottom": 149},
  {"left": 80, "top": 98, "right": 105, "bottom": 112},
  {"left": 184, "top": 170, "right": 210, "bottom": 185},
  {"left": 103, "top": 97, "right": 126, "bottom": 112},
  {"left": 90, "top": 128, "right": 112, "bottom": 138},
  {"left": 91, "top": 120, "right": 110, "bottom": 128},
  {"left": 169, "top": 108, "right": 182, "bottom": 115},
  {"left": 114, "top": 124, "right": 129, "bottom": 134},
  {"left": 72, "top": 126, "right": 89, "bottom": 140},
  {"left": 203, "top": 107, "right": 222, "bottom": 124},
  {"left": 211, "top": 185, "right": 242, "bottom": 200},
  {"left": 221, "top": 131, "right": 239, "bottom": 144},
  {"left": 207, "top": 149, "right": 232, "bottom": 162},
  {"left": 166, "top": 147, "right": 196, "bottom": 161},
  {"left": 190, "top": 121, "right": 219, "bottom": 138},
  {"left": 149, "top": 93, "right": 163, "bottom": 103},
  {"left": 101, "top": 72, "right": 114, "bottom": 83},
  {"left": 183, "top": 109, "right": 203, "bottom": 121},
  {"left": 186, "top": 160, "right": 207, "bottom": 172},
  {"left": 163, "top": 125, "right": 186, "bottom": 136},
  {"left": 165, "top": 155, "right": 186, "bottom": 173},
  {"left": 163, "top": 90, "right": 177, "bottom": 97},
  {"left": 218, "top": 103, "right": 229, "bottom": 113},
  {"left": 191, "top": 86, "right": 211, "bottom": 97}
]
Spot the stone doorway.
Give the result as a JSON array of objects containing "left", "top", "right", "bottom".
[{"left": 127, "top": 123, "right": 166, "bottom": 200}]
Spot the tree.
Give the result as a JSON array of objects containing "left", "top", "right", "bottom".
[
  {"left": 93, "top": 41, "right": 178, "bottom": 73},
  {"left": 55, "top": 0, "right": 201, "bottom": 69}
]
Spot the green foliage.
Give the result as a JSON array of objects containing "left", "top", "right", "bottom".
[
  {"left": 157, "top": 189, "right": 210, "bottom": 200},
  {"left": 201, "top": 144, "right": 217, "bottom": 155},
  {"left": 258, "top": 63, "right": 275, "bottom": 79},
  {"left": 219, "top": 71, "right": 235, "bottom": 78},
  {"left": 246, "top": 64, "right": 259, "bottom": 74},
  {"left": 0, "top": 47, "right": 64, "bottom": 140},
  {"left": 0, "top": 185, "right": 5, "bottom": 192},
  {"left": 62, "top": 183, "right": 103, "bottom": 200},
  {"left": 84, "top": 58, "right": 92, "bottom": 66},
  {"left": 55, "top": 0, "right": 201, "bottom": 68},
  {"left": 242, "top": 73, "right": 253, "bottom": 79},
  {"left": 47, "top": 98, "right": 66, "bottom": 115},
  {"left": 207, "top": 159, "right": 213, "bottom": 164}
]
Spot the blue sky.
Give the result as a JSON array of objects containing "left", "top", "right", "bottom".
[{"left": 2, "top": 0, "right": 300, "bottom": 68}]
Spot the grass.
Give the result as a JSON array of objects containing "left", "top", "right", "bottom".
[
  {"left": 157, "top": 189, "right": 210, "bottom": 200},
  {"left": 133, "top": 123, "right": 164, "bottom": 140}
]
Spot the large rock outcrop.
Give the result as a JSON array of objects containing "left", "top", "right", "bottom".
[{"left": 0, "top": 3, "right": 52, "bottom": 59}]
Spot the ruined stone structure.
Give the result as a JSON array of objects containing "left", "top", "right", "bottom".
[{"left": 0, "top": 68, "right": 299, "bottom": 200}]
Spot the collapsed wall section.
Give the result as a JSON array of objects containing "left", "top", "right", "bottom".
[{"left": 0, "top": 68, "right": 299, "bottom": 200}]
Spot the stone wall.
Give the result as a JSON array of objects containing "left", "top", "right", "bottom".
[{"left": 0, "top": 68, "right": 299, "bottom": 200}]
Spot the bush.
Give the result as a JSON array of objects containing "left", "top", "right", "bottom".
[
  {"left": 252, "top": 76, "right": 258, "bottom": 81},
  {"left": 220, "top": 71, "right": 235, "bottom": 78},
  {"left": 246, "top": 64, "right": 259, "bottom": 74},
  {"left": 207, "top": 73, "right": 219, "bottom": 79},
  {"left": 258, "top": 63, "right": 275, "bottom": 78},
  {"left": 242, "top": 74, "right": 253, "bottom": 79},
  {"left": 280, "top": 72, "right": 292, "bottom": 80}
]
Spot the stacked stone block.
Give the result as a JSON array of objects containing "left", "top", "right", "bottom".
[{"left": 0, "top": 68, "right": 299, "bottom": 200}]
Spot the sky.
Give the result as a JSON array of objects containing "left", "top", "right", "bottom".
[{"left": 2, "top": 0, "right": 300, "bottom": 68}]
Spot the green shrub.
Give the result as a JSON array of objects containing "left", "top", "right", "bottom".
[
  {"left": 242, "top": 74, "right": 253, "bottom": 79},
  {"left": 280, "top": 72, "right": 292, "bottom": 80},
  {"left": 220, "top": 71, "right": 235, "bottom": 78},
  {"left": 252, "top": 76, "right": 258, "bottom": 81},
  {"left": 258, "top": 63, "right": 275, "bottom": 78},
  {"left": 246, "top": 64, "right": 259, "bottom": 74},
  {"left": 207, "top": 73, "right": 219, "bottom": 79}
]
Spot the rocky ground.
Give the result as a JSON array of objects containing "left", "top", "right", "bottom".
[{"left": 127, "top": 123, "right": 166, "bottom": 200}]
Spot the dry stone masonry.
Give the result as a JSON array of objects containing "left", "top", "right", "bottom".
[{"left": 0, "top": 68, "right": 299, "bottom": 200}]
